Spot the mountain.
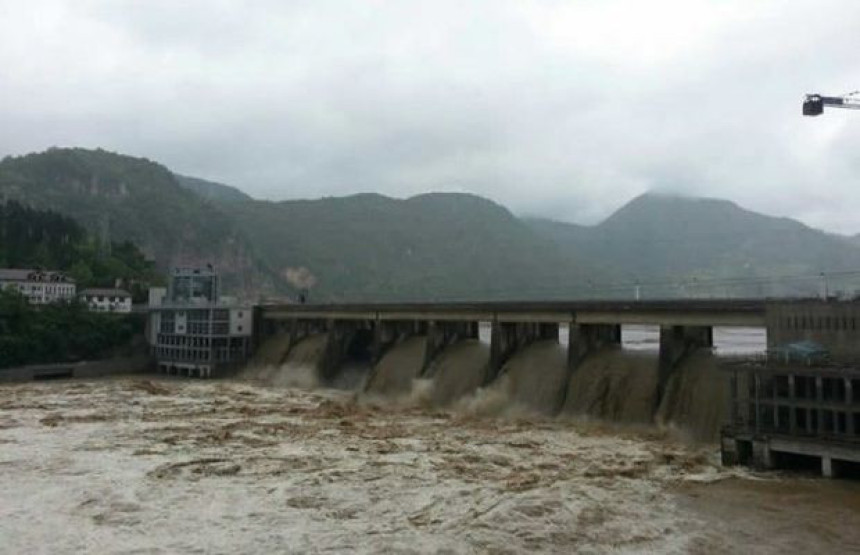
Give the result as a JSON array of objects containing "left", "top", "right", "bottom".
[
  {"left": 0, "top": 148, "right": 596, "bottom": 301},
  {"left": 175, "top": 174, "right": 252, "bottom": 203},
  {"left": 528, "top": 193, "right": 860, "bottom": 297},
  {"left": 224, "top": 192, "right": 594, "bottom": 301},
  {"left": 6, "top": 147, "right": 860, "bottom": 302},
  {"left": 0, "top": 148, "right": 272, "bottom": 294}
]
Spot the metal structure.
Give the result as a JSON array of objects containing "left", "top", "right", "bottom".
[{"left": 803, "top": 92, "right": 860, "bottom": 116}]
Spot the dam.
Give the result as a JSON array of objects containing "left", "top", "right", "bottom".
[
  {"left": 247, "top": 300, "right": 764, "bottom": 440},
  {"left": 247, "top": 298, "right": 860, "bottom": 468}
]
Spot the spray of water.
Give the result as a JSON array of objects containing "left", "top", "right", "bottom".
[{"left": 243, "top": 331, "right": 736, "bottom": 443}]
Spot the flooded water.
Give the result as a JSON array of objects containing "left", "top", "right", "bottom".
[
  {"left": 425, "top": 339, "right": 488, "bottom": 406},
  {"left": 1, "top": 378, "right": 858, "bottom": 553},
  {"left": 563, "top": 348, "right": 658, "bottom": 424},
  {"left": 8, "top": 325, "right": 850, "bottom": 551},
  {"left": 365, "top": 336, "right": 427, "bottom": 396}
]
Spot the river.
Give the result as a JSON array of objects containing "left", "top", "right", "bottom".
[
  {"left": 0, "top": 375, "right": 858, "bottom": 553},
  {"left": 1, "top": 326, "right": 858, "bottom": 552}
]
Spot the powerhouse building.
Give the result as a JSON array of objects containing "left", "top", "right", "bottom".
[{"left": 148, "top": 267, "right": 252, "bottom": 378}]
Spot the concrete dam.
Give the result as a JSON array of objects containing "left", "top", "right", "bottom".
[{"left": 248, "top": 300, "right": 769, "bottom": 441}]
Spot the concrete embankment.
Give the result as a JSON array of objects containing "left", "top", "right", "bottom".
[{"left": 0, "top": 354, "right": 153, "bottom": 383}]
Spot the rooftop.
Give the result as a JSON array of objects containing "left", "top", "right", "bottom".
[
  {"left": 0, "top": 269, "right": 74, "bottom": 283},
  {"left": 79, "top": 288, "right": 132, "bottom": 298}
]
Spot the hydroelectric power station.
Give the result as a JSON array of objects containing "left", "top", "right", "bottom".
[{"left": 143, "top": 266, "right": 860, "bottom": 478}]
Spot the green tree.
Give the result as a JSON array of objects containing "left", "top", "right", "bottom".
[{"left": 67, "top": 260, "right": 93, "bottom": 286}]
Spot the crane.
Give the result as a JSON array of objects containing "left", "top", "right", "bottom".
[{"left": 803, "top": 92, "right": 860, "bottom": 116}]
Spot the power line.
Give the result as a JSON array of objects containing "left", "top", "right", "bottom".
[{"left": 408, "top": 268, "right": 860, "bottom": 303}]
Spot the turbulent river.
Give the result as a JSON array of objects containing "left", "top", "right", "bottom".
[{"left": 1, "top": 326, "right": 859, "bottom": 553}]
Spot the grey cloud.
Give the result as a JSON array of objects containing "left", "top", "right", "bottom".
[{"left": 1, "top": 0, "right": 860, "bottom": 232}]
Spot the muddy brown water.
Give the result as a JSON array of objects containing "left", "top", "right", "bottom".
[
  {"left": 1, "top": 377, "right": 858, "bottom": 553},
  {"left": 673, "top": 477, "right": 860, "bottom": 553}
]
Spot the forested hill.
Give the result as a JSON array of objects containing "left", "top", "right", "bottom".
[
  {"left": 0, "top": 201, "right": 161, "bottom": 301},
  {"left": 527, "top": 193, "right": 860, "bottom": 297},
  {"left": 6, "top": 147, "right": 860, "bottom": 301},
  {"left": 224, "top": 192, "right": 596, "bottom": 301},
  {"left": 0, "top": 148, "right": 273, "bottom": 294},
  {"left": 175, "top": 174, "right": 252, "bottom": 203}
]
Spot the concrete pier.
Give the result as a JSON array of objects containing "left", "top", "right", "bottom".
[
  {"left": 567, "top": 323, "right": 621, "bottom": 368},
  {"left": 320, "top": 320, "right": 374, "bottom": 383},
  {"left": 656, "top": 324, "right": 713, "bottom": 405}
]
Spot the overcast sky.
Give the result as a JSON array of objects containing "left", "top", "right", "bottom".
[{"left": 1, "top": 1, "right": 859, "bottom": 232}]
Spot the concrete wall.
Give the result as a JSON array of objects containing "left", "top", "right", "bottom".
[
  {"left": 767, "top": 300, "right": 860, "bottom": 362},
  {"left": 229, "top": 307, "right": 253, "bottom": 336},
  {"left": 0, "top": 354, "right": 153, "bottom": 383}
]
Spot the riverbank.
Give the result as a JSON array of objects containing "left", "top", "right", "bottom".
[{"left": 0, "top": 354, "right": 152, "bottom": 383}]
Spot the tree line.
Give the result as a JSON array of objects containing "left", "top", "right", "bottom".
[
  {"left": 0, "top": 200, "right": 163, "bottom": 301},
  {"left": 0, "top": 288, "right": 144, "bottom": 368}
]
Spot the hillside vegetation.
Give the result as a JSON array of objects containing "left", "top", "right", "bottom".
[
  {"left": 0, "top": 288, "right": 142, "bottom": 368},
  {"left": 0, "top": 148, "right": 272, "bottom": 293},
  {"left": 527, "top": 194, "right": 860, "bottom": 297},
  {"left": 0, "top": 201, "right": 161, "bottom": 301},
  {"left": 6, "top": 147, "right": 860, "bottom": 301},
  {"left": 225, "top": 192, "right": 594, "bottom": 301}
]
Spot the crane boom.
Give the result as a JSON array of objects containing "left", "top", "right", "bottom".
[{"left": 803, "top": 93, "right": 860, "bottom": 116}]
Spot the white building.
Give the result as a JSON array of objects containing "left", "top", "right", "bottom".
[
  {"left": 148, "top": 267, "right": 254, "bottom": 378},
  {"left": 78, "top": 288, "right": 133, "bottom": 313},
  {"left": 0, "top": 269, "right": 76, "bottom": 304}
]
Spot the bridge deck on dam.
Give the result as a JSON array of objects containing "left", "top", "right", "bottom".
[{"left": 259, "top": 299, "right": 767, "bottom": 327}]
